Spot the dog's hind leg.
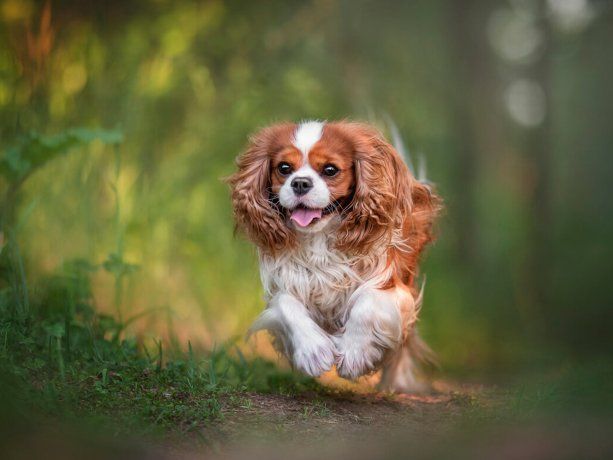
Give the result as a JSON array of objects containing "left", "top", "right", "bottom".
[{"left": 378, "top": 328, "right": 436, "bottom": 393}]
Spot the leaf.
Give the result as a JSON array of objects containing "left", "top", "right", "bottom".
[
  {"left": 0, "top": 128, "right": 123, "bottom": 182},
  {"left": 45, "top": 322, "right": 65, "bottom": 338},
  {"left": 62, "top": 258, "right": 100, "bottom": 275},
  {"left": 97, "top": 314, "right": 120, "bottom": 334},
  {"left": 102, "top": 253, "right": 139, "bottom": 277}
]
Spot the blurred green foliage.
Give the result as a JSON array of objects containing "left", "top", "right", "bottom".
[
  {"left": 0, "top": 128, "right": 122, "bottom": 183},
  {"left": 0, "top": 0, "right": 611, "bottom": 379}
]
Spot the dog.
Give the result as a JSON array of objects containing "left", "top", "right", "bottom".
[{"left": 229, "top": 120, "right": 441, "bottom": 392}]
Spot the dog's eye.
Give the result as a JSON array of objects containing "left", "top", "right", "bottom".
[
  {"left": 322, "top": 164, "right": 339, "bottom": 177},
  {"left": 277, "top": 162, "right": 292, "bottom": 176}
]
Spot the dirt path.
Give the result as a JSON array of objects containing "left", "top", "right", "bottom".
[
  {"left": 220, "top": 391, "right": 462, "bottom": 437},
  {"left": 186, "top": 386, "right": 480, "bottom": 458}
]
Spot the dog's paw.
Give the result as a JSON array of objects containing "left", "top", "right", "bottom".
[
  {"left": 291, "top": 331, "right": 336, "bottom": 377},
  {"left": 335, "top": 333, "right": 387, "bottom": 380}
]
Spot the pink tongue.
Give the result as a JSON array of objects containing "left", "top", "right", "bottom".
[{"left": 290, "top": 208, "right": 323, "bottom": 227}]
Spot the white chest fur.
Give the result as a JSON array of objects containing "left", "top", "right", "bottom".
[{"left": 258, "top": 231, "right": 389, "bottom": 332}]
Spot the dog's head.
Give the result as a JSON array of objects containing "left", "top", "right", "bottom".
[{"left": 229, "top": 120, "right": 429, "bottom": 255}]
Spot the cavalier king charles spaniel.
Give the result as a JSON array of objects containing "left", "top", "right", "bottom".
[{"left": 229, "top": 120, "right": 441, "bottom": 392}]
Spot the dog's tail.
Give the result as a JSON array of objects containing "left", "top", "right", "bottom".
[{"left": 386, "top": 114, "right": 430, "bottom": 185}]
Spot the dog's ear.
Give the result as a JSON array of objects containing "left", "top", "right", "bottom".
[
  {"left": 334, "top": 123, "right": 411, "bottom": 255},
  {"left": 332, "top": 122, "right": 442, "bottom": 280},
  {"left": 404, "top": 177, "right": 442, "bottom": 284},
  {"left": 228, "top": 124, "right": 296, "bottom": 254}
]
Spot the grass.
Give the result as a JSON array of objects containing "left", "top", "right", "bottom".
[
  {"left": 301, "top": 399, "right": 331, "bottom": 419},
  {"left": 0, "top": 255, "right": 324, "bottom": 449}
]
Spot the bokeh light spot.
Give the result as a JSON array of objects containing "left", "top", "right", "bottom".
[{"left": 505, "top": 78, "right": 546, "bottom": 127}]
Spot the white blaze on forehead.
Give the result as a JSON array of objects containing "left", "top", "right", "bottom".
[
  {"left": 279, "top": 120, "right": 330, "bottom": 216},
  {"left": 292, "top": 121, "right": 325, "bottom": 158}
]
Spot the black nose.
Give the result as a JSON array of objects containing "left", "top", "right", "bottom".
[{"left": 291, "top": 177, "right": 313, "bottom": 196}]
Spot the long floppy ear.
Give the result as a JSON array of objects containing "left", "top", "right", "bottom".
[
  {"left": 404, "top": 177, "right": 442, "bottom": 284},
  {"left": 334, "top": 123, "right": 412, "bottom": 254},
  {"left": 228, "top": 124, "right": 295, "bottom": 254}
]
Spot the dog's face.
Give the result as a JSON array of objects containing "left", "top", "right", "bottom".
[
  {"left": 229, "top": 120, "right": 417, "bottom": 254},
  {"left": 271, "top": 121, "right": 354, "bottom": 233}
]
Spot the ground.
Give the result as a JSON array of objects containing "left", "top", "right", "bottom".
[
  {"left": 162, "top": 384, "right": 481, "bottom": 458},
  {"left": 217, "top": 388, "right": 463, "bottom": 442},
  {"left": 1, "top": 298, "right": 612, "bottom": 459}
]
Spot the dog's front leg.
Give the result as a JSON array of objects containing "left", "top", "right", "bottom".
[
  {"left": 250, "top": 293, "right": 336, "bottom": 377},
  {"left": 335, "top": 287, "right": 407, "bottom": 380}
]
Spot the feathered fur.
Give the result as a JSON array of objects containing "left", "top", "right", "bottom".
[{"left": 229, "top": 120, "right": 441, "bottom": 392}]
